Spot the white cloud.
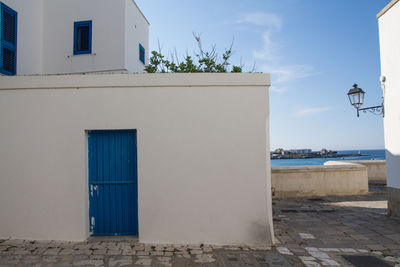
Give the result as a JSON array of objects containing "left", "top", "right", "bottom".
[
  {"left": 292, "top": 107, "right": 331, "bottom": 117},
  {"left": 237, "top": 12, "right": 282, "bottom": 31},
  {"left": 253, "top": 31, "right": 276, "bottom": 61},
  {"left": 259, "top": 63, "right": 316, "bottom": 87},
  {"left": 270, "top": 64, "right": 316, "bottom": 83},
  {"left": 237, "top": 12, "right": 318, "bottom": 93},
  {"left": 269, "top": 86, "right": 287, "bottom": 94}
]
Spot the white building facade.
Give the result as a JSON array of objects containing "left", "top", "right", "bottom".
[
  {"left": 0, "top": 0, "right": 149, "bottom": 76},
  {"left": 0, "top": 73, "right": 274, "bottom": 246},
  {"left": 377, "top": 0, "right": 400, "bottom": 217}
]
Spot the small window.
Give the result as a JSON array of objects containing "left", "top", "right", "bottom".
[
  {"left": 74, "top": 20, "right": 92, "bottom": 55},
  {"left": 1, "top": 3, "right": 18, "bottom": 75},
  {"left": 139, "top": 43, "right": 145, "bottom": 64}
]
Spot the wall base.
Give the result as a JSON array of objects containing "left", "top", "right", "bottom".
[{"left": 388, "top": 187, "right": 400, "bottom": 217}]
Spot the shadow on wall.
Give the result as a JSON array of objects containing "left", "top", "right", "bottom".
[
  {"left": 385, "top": 150, "right": 400, "bottom": 188},
  {"left": 385, "top": 150, "right": 400, "bottom": 217}
]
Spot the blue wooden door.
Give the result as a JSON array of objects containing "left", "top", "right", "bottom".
[{"left": 88, "top": 130, "right": 138, "bottom": 236}]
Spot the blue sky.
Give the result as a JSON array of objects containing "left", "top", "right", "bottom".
[{"left": 135, "top": 0, "right": 389, "bottom": 151}]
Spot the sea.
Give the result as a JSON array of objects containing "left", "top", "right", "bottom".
[{"left": 270, "top": 149, "right": 386, "bottom": 167}]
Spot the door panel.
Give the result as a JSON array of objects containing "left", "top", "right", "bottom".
[{"left": 88, "top": 130, "right": 138, "bottom": 235}]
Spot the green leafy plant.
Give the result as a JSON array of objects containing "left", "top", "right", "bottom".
[{"left": 144, "top": 34, "right": 243, "bottom": 73}]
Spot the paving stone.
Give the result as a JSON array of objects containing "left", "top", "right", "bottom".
[
  {"left": 194, "top": 254, "right": 216, "bottom": 263},
  {"left": 106, "top": 249, "right": 121, "bottom": 255},
  {"left": 157, "top": 256, "right": 171, "bottom": 262},
  {"left": 150, "top": 251, "right": 164, "bottom": 256},
  {"left": 59, "top": 248, "right": 75, "bottom": 255},
  {"left": 319, "top": 248, "right": 340, "bottom": 252},
  {"left": 136, "top": 251, "right": 150, "bottom": 256},
  {"left": 308, "top": 251, "right": 330, "bottom": 259},
  {"left": 367, "top": 244, "right": 386, "bottom": 250},
  {"left": 133, "top": 245, "right": 145, "bottom": 251},
  {"left": 92, "top": 249, "right": 106, "bottom": 255},
  {"left": 277, "top": 247, "right": 294, "bottom": 255},
  {"left": 155, "top": 245, "right": 165, "bottom": 251},
  {"left": 135, "top": 258, "right": 152, "bottom": 266},
  {"left": 301, "top": 260, "right": 322, "bottom": 267},
  {"left": 340, "top": 248, "right": 357, "bottom": 253},
  {"left": 43, "top": 248, "right": 60, "bottom": 255},
  {"left": 300, "top": 233, "right": 316, "bottom": 239},
  {"left": 299, "top": 256, "right": 316, "bottom": 261},
  {"left": 108, "top": 256, "right": 132, "bottom": 267},
  {"left": 121, "top": 249, "right": 135, "bottom": 255},
  {"left": 203, "top": 247, "right": 213, "bottom": 253},
  {"left": 320, "top": 258, "right": 340, "bottom": 266},
  {"left": 42, "top": 255, "right": 60, "bottom": 263},
  {"left": 72, "top": 249, "right": 92, "bottom": 255},
  {"left": 73, "top": 259, "right": 104, "bottom": 266},
  {"left": 189, "top": 249, "right": 203, "bottom": 255},
  {"left": 90, "top": 254, "right": 105, "bottom": 260}
]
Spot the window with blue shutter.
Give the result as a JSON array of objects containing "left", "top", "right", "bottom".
[
  {"left": 139, "top": 43, "right": 145, "bottom": 64},
  {"left": 74, "top": 20, "right": 92, "bottom": 55},
  {"left": 1, "top": 3, "right": 17, "bottom": 76}
]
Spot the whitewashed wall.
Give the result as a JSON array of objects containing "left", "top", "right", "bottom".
[
  {"left": 0, "top": 73, "right": 273, "bottom": 246},
  {"left": 43, "top": 0, "right": 149, "bottom": 74},
  {"left": 1, "top": 0, "right": 149, "bottom": 75},
  {"left": 378, "top": 1, "right": 400, "bottom": 190},
  {"left": 1, "top": 0, "right": 44, "bottom": 75},
  {"left": 125, "top": 0, "right": 149, "bottom": 72}
]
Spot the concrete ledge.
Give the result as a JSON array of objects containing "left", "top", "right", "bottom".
[
  {"left": 272, "top": 164, "right": 368, "bottom": 198},
  {"left": 0, "top": 73, "right": 270, "bottom": 90},
  {"left": 377, "top": 0, "right": 400, "bottom": 18},
  {"left": 325, "top": 160, "right": 386, "bottom": 181}
]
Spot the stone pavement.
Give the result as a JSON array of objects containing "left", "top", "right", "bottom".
[
  {"left": 0, "top": 239, "right": 289, "bottom": 267},
  {"left": 273, "top": 182, "right": 400, "bottom": 266},
  {"left": 1, "top": 183, "right": 400, "bottom": 266}
]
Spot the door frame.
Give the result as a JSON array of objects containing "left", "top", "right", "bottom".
[{"left": 86, "top": 129, "right": 139, "bottom": 236}]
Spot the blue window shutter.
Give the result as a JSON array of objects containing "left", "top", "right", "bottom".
[
  {"left": 1, "top": 3, "right": 17, "bottom": 75},
  {"left": 74, "top": 20, "right": 92, "bottom": 55},
  {"left": 139, "top": 43, "right": 145, "bottom": 64}
]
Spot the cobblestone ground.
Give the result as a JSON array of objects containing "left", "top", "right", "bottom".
[
  {"left": 1, "top": 183, "right": 399, "bottom": 266},
  {"left": 0, "top": 238, "right": 292, "bottom": 266},
  {"left": 273, "top": 182, "right": 400, "bottom": 266}
]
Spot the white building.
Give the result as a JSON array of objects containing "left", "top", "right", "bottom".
[
  {"left": 288, "top": 149, "right": 312, "bottom": 154},
  {"left": 377, "top": 0, "right": 400, "bottom": 217},
  {"left": 0, "top": 0, "right": 275, "bottom": 246},
  {"left": 0, "top": 73, "right": 274, "bottom": 246},
  {"left": 0, "top": 0, "right": 149, "bottom": 76}
]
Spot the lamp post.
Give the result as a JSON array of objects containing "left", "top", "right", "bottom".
[{"left": 347, "top": 83, "right": 384, "bottom": 117}]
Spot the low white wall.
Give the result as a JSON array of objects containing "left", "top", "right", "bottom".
[
  {"left": 0, "top": 73, "right": 273, "bottom": 246},
  {"left": 271, "top": 164, "right": 368, "bottom": 198},
  {"left": 325, "top": 160, "right": 386, "bottom": 181}
]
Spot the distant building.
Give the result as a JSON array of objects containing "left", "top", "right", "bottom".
[
  {"left": 289, "top": 149, "right": 312, "bottom": 154},
  {"left": 0, "top": 0, "right": 149, "bottom": 76}
]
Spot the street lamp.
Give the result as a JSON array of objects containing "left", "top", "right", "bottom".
[{"left": 347, "top": 83, "right": 384, "bottom": 117}]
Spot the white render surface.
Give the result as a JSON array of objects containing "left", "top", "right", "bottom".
[
  {"left": 272, "top": 164, "right": 368, "bottom": 198},
  {"left": 0, "top": 73, "right": 273, "bottom": 246},
  {"left": 378, "top": 0, "right": 400, "bottom": 190},
  {"left": 0, "top": 0, "right": 149, "bottom": 75},
  {"left": 1, "top": 0, "right": 44, "bottom": 75},
  {"left": 326, "top": 160, "right": 386, "bottom": 181}
]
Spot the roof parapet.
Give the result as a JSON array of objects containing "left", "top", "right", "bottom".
[
  {"left": 131, "top": 0, "right": 150, "bottom": 25},
  {"left": 377, "top": 0, "right": 399, "bottom": 19}
]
